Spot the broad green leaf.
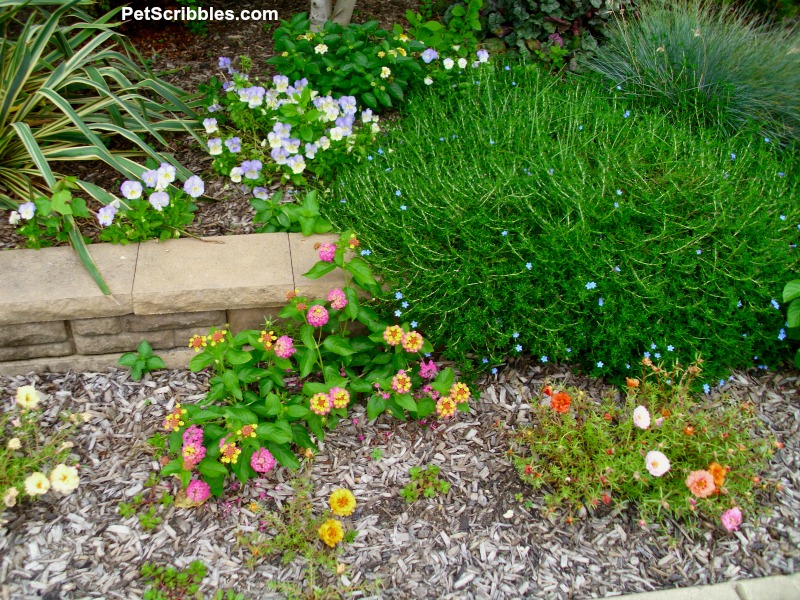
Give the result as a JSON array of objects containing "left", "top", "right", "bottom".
[
  {"left": 266, "top": 442, "right": 301, "bottom": 470},
  {"left": 417, "top": 397, "right": 436, "bottom": 418},
  {"left": 222, "top": 370, "right": 243, "bottom": 400},
  {"left": 394, "top": 393, "right": 416, "bottom": 412},
  {"left": 300, "top": 324, "right": 317, "bottom": 351},
  {"left": 366, "top": 394, "right": 386, "bottom": 420},
  {"left": 137, "top": 339, "right": 154, "bottom": 358},
  {"left": 784, "top": 281, "right": 800, "bottom": 303},
  {"left": 226, "top": 349, "right": 252, "bottom": 365},
  {"left": 197, "top": 459, "right": 229, "bottom": 479},
  {"left": 188, "top": 352, "right": 215, "bottom": 371},
  {"left": 257, "top": 420, "right": 293, "bottom": 444},
  {"left": 323, "top": 334, "right": 355, "bottom": 356},
  {"left": 118, "top": 352, "right": 138, "bottom": 367},
  {"left": 302, "top": 261, "right": 338, "bottom": 279},
  {"left": 788, "top": 300, "right": 800, "bottom": 329},
  {"left": 286, "top": 404, "right": 310, "bottom": 419},
  {"left": 224, "top": 406, "right": 258, "bottom": 424}
]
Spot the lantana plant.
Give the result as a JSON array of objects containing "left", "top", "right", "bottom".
[
  {"left": 511, "top": 359, "right": 777, "bottom": 530},
  {"left": 160, "top": 231, "right": 472, "bottom": 497}
]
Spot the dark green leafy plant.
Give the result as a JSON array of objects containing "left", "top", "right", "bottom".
[
  {"left": 0, "top": 0, "right": 200, "bottom": 292},
  {"left": 267, "top": 13, "right": 427, "bottom": 111},
  {"left": 783, "top": 280, "right": 800, "bottom": 368},
  {"left": 11, "top": 179, "right": 90, "bottom": 249},
  {"left": 119, "top": 340, "right": 167, "bottom": 381},
  {"left": 586, "top": 1, "right": 800, "bottom": 143},
  {"left": 140, "top": 560, "right": 206, "bottom": 600},
  {"left": 251, "top": 190, "right": 333, "bottom": 235},
  {"left": 406, "top": 0, "right": 484, "bottom": 57},
  {"left": 400, "top": 464, "right": 451, "bottom": 502}
]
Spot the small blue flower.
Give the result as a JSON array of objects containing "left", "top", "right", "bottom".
[
  {"left": 724, "top": 173, "right": 729, "bottom": 179},
  {"left": 526, "top": 262, "right": 532, "bottom": 270},
  {"left": 377, "top": 148, "right": 384, "bottom": 155},
  {"left": 779, "top": 329, "right": 787, "bottom": 341},
  {"left": 616, "top": 189, "right": 623, "bottom": 196},
  {"left": 758, "top": 365, "right": 768, "bottom": 370},
  {"left": 644, "top": 351, "right": 651, "bottom": 358},
  {"left": 512, "top": 81, "right": 517, "bottom": 86},
  {"left": 666, "top": 379, "right": 672, "bottom": 385},
  {"left": 548, "top": 168, "right": 554, "bottom": 175},
  {"left": 616, "top": 85, "right": 622, "bottom": 91},
  {"left": 482, "top": 358, "right": 489, "bottom": 364},
  {"left": 597, "top": 361, "right": 604, "bottom": 368},
  {"left": 585, "top": 281, "right": 597, "bottom": 290},
  {"left": 765, "top": 137, "right": 771, "bottom": 143},
  {"left": 395, "top": 190, "right": 402, "bottom": 196},
  {"left": 425, "top": 353, "right": 431, "bottom": 357},
  {"left": 614, "top": 266, "right": 621, "bottom": 273},
  {"left": 667, "top": 345, "right": 674, "bottom": 352},
  {"left": 703, "top": 384, "right": 710, "bottom": 394},
  {"left": 491, "top": 367, "right": 498, "bottom": 374},
  {"left": 650, "top": 343, "right": 657, "bottom": 350},
  {"left": 395, "top": 292, "right": 403, "bottom": 300},
  {"left": 515, "top": 344, "right": 523, "bottom": 353},
  {"left": 718, "top": 379, "right": 725, "bottom": 387},
  {"left": 490, "top": 140, "right": 495, "bottom": 145},
  {"left": 439, "top": 137, "right": 445, "bottom": 141},
  {"left": 623, "top": 110, "right": 630, "bottom": 118},
  {"left": 613, "top": 201, "right": 619, "bottom": 209},
  {"left": 340, "top": 199, "right": 347, "bottom": 203},
  {"left": 742, "top": 333, "right": 747, "bottom": 338},
  {"left": 401, "top": 301, "right": 409, "bottom": 308},
  {"left": 737, "top": 300, "right": 743, "bottom": 308},
  {"left": 778, "top": 172, "right": 785, "bottom": 177},
  {"left": 361, "top": 249, "right": 372, "bottom": 256},
  {"left": 501, "top": 230, "right": 508, "bottom": 236},
  {"left": 400, "top": 205, "right": 407, "bottom": 211},
  {"left": 696, "top": 249, "right": 702, "bottom": 255},
  {"left": 452, "top": 135, "right": 457, "bottom": 139},
  {"left": 394, "top": 310, "right": 402, "bottom": 317},
  {"left": 505, "top": 66, "right": 511, "bottom": 71},
  {"left": 512, "top": 332, "right": 520, "bottom": 339},
  {"left": 385, "top": 168, "right": 391, "bottom": 172},
  {"left": 541, "top": 356, "right": 548, "bottom": 363},
  {"left": 626, "top": 363, "right": 631, "bottom": 369},
  {"left": 578, "top": 125, "right": 583, "bottom": 131},
  {"left": 598, "top": 298, "right": 604, "bottom": 306},
  {"left": 771, "top": 298, "right": 780, "bottom": 310},
  {"left": 730, "top": 153, "right": 736, "bottom": 160},
  {"left": 780, "top": 215, "right": 787, "bottom": 221},
  {"left": 367, "top": 155, "right": 373, "bottom": 161},
  {"left": 654, "top": 352, "right": 661, "bottom": 359}
]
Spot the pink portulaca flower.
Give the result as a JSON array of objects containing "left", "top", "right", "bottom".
[
  {"left": 186, "top": 479, "right": 211, "bottom": 503},
  {"left": 633, "top": 405, "right": 651, "bottom": 430},
  {"left": 274, "top": 335, "right": 296, "bottom": 359},
  {"left": 251, "top": 447, "right": 276, "bottom": 474},
  {"left": 721, "top": 507, "right": 742, "bottom": 532},
  {"left": 307, "top": 305, "right": 329, "bottom": 327},
  {"left": 318, "top": 243, "right": 336, "bottom": 263},
  {"left": 645, "top": 450, "right": 670, "bottom": 477}
]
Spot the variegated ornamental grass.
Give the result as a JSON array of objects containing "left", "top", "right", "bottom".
[{"left": 0, "top": 0, "right": 200, "bottom": 291}]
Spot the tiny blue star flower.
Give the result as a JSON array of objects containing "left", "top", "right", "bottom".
[
  {"left": 385, "top": 168, "right": 391, "bottom": 172},
  {"left": 515, "top": 344, "right": 522, "bottom": 352},
  {"left": 626, "top": 364, "right": 631, "bottom": 369},
  {"left": 395, "top": 292, "right": 403, "bottom": 300},
  {"left": 585, "top": 281, "right": 597, "bottom": 290},
  {"left": 425, "top": 353, "right": 431, "bottom": 357},
  {"left": 654, "top": 352, "right": 661, "bottom": 359},
  {"left": 765, "top": 137, "right": 771, "bottom": 143},
  {"left": 780, "top": 215, "right": 787, "bottom": 221},
  {"left": 778, "top": 172, "right": 785, "bottom": 177},
  {"left": 718, "top": 379, "right": 725, "bottom": 387},
  {"left": 512, "top": 81, "right": 517, "bottom": 86},
  {"left": 490, "top": 140, "right": 495, "bottom": 145},
  {"left": 703, "top": 384, "right": 710, "bottom": 394},
  {"left": 742, "top": 333, "right": 747, "bottom": 338},
  {"left": 758, "top": 365, "right": 768, "bottom": 370},
  {"left": 566, "top": 348, "right": 572, "bottom": 353},
  {"left": 482, "top": 358, "right": 489, "bottom": 364},
  {"left": 452, "top": 135, "right": 457, "bottom": 139},
  {"left": 395, "top": 190, "right": 401, "bottom": 196},
  {"left": 541, "top": 356, "right": 548, "bottom": 363},
  {"left": 548, "top": 168, "right": 554, "bottom": 175},
  {"left": 644, "top": 351, "right": 651, "bottom": 358},
  {"left": 779, "top": 329, "right": 787, "bottom": 340},
  {"left": 512, "top": 332, "right": 519, "bottom": 338},
  {"left": 650, "top": 343, "right": 657, "bottom": 350},
  {"left": 771, "top": 298, "right": 780, "bottom": 309},
  {"left": 730, "top": 153, "right": 736, "bottom": 160},
  {"left": 598, "top": 298, "right": 604, "bottom": 306},
  {"left": 394, "top": 310, "right": 401, "bottom": 317},
  {"left": 616, "top": 85, "right": 622, "bottom": 90},
  {"left": 616, "top": 189, "right": 623, "bottom": 196},
  {"left": 597, "top": 361, "right": 604, "bottom": 368},
  {"left": 505, "top": 66, "right": 511, "bottom": 71},
  {"left": 666, "top": 380, "right": 672, "bottom": 385},
  {"left": 526, "top": 262, "right": 532, "bottom": 270},
  {"left": 614, "top": 266, "right": 621, "bottom": 272},
  {"left": 623, "top": 110, "right": 630, "bottom": 118},
  {"left": 501, "top": 230, "right": 508, "bottom": 236},
  {"left": 401, "top": 301, "right": 409, "bottom": 308},
  {"left": 724, "top": 173, "right": 729, "bottom": 178},
  {"left": 579, "top": 125, "right": 583, "bottom": 131},
  {"left": 367, "top": 155, "right": 373, "bottom": 161},
  {"left": 400, "top": 205, "right": 407, "bottom": 211},
  {"left": 696, "top": 249, "right": 702, "bottom": 255},
  {"left": 340, "top": 199, "right": 347, "bottom": 203},
  {"left": 667, "top": 345, "right": 674, "bottom": 352},
  {"left": 361, "top": 249, "right": 371, "bottom": 256},
  {"left": 377, "top": 148, "right": 384, "bottom": 155},
  {"left": 614, "top": 202, "right": 619, "bottom": 208},
  {"left": 737, "top": 300, "right": 742, "bottom": 308},
  {"left": 440, "top": 137, "right": 445, "bottom": 141},
  {"left": 411, "top": 321, "right": 418, "bottom": 328},
  {"left": 491, "top": 367, "right": 498, "bottom": 374}
]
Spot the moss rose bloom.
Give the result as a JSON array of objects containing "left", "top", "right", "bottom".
[
  {"left": 329, "top": 488, "right": 357, "bottom": 516},
  {"left": 307, "top": 305, "right": 329, "bottom": 327},
  {"left": 721, "top": 507, "right": 742, "bottom": 532},
  {"left": 49, "top": 464, "right": 80, "bottom": 494},
  {"left": 551, "top": 391, "right": 571, "bottom": 414},
  {"left": 24, "top": 472, "right": 50, "bottom": 496},
  {"left": 645, "top": 451, "right": 670, "bottom": 477},
  {"left": 318, "top": 519, "right": 344, "bottom": 547},
  {"left": 708, "top": 462, "right": 727, "bottom": 487},
  {"left": 686, "top": 470, "right": 716, "bottom": 498},
  {"left": 15, "top": 385, "right": 41, "bottom": 410}
]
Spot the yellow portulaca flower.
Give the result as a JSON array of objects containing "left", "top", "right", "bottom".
[
  {"left": 49, "top": 464, "right": 80, "bottom": 494},
  {"left": 3, "top": 487, "right": 19, "bottom": 508},
  {"left": 7, "top": 437, "right": 21, "bottom": 450},
  {"left": 24, "top": 472, "right": 50, "bottom": 496},
  {"left": 329, "top": 488, "right": 357, "bottom": 516},
  {"left": 15, "top": 385, "right": 41, "bottom": 410},
  {"left": 318, "top": 519, "right": 344, "bottom": 547}
]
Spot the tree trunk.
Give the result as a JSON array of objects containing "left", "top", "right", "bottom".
[
  {"left": 331, "top": 0, "right": 357, "bottom": 25},
  {"left": 310, "top": 0, "right": 332, "bottom": 31}
]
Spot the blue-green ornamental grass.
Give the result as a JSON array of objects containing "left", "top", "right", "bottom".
[{"left": 323, "top": 62, "right": 800, "bottom": 384}]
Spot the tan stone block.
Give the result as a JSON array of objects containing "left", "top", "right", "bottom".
[
  {"left": 736, "top": 575, "right": 800, "bottom": 600},
  {"left": 121, "top": 310, "right": 226, "bottom": 332},
  {"left": 0, "top": 347, "right": 196, "bottom": 377},
  {"left": 132, "top": 234, "right": 294, "bottom": 314},
  {"left": 70, "top": 316, "right": 122, "bottom": 336},
  {"left": 0, "top": 341, "right": 74, "bottom": 361},
  {"left": 227, "top": 307, "right": 284, "bottom": 333},
  {"left": 0, "top": 243, "right": 138, "bottom": 325},
  {"left": 289, "top": 233, "right": 346, "bottom": 299},
  {"left": 73, "top": 330, "right": 175, "bottom": 355},
  {"left": 0, "top": 321, "right": 69, "bottom": 346}
]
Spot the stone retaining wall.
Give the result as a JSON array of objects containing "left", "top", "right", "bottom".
[{"left": 0, "top": 233, "right": 343, "bottom": 376}]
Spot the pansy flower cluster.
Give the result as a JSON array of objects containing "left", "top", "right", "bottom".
[
  {"left": 203, "top": 62, "right": 381, "bottom": 188},
  {"left": 419, "top": 47, "right": 491, "bottom": 87}
]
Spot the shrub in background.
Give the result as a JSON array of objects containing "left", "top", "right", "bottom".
[
  {"left": 323, "top": 63, "right": 800, "bottom": 384},
  {"left": 406, "top": 0, "right": 484, "bottom": 57},
  {"left": 586, "top": 1, "right": 800, "bottom": 143}
]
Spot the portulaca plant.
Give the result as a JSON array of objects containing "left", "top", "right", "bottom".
[{"left": 201, "top": 62, "right": 382, "bottom": 189}]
